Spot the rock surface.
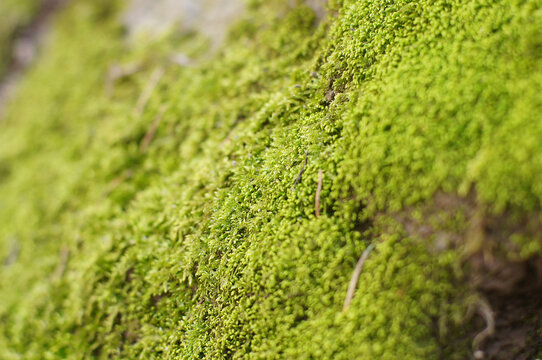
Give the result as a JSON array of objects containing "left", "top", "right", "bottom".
[
  {"left": 123, "top": 0, "right": 327, "bottom": 45},
  {"left": 123, "top": 0, "right": 245, "bottom": 47}
]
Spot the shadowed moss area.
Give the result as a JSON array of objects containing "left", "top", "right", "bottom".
[
  {"left": 0, "top": 0, "right": 541, "bottom": 358},
  {"left": 0, "top": 0, "right": 40, "bottom": 77}
]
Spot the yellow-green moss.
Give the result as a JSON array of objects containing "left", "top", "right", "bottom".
[{"left": 0, "top": 0, "right": 541, "bottom": 358}]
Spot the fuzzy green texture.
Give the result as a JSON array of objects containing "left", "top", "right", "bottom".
[{"left": 0, "top": 0, "right": 541, "bottom": 358}]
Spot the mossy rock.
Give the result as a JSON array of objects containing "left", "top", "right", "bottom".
[{"left": 1, "top": 0, "right": 542, "bottom": 358}]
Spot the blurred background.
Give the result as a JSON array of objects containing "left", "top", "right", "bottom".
[{"left": 0, "top": 0, "right": 326, "bottom": 114}]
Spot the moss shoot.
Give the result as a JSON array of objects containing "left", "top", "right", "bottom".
[{"left": 1, "top": 0, "right": 541, "bottom": 358}]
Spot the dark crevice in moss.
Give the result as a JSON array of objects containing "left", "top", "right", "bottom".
[
  {"left": 0, "top": 0, "right": 71, "bottom": 114},
  {"left": 395, "top": 190, "right": 542, "bottom": 357}
]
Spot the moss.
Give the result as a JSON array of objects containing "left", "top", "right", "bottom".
[{"left": 0, "top": 0, "right": 541, "bottom": 358}]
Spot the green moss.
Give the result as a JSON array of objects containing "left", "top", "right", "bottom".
[{"left": 0, "top": 0, "right": 541, "bottom": 358}]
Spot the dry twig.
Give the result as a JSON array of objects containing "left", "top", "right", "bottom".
[
  {"left": 103, "top": 169, "right": 134, "bottom": 197},
  {"left": 472, "top": 298, "right": 495, "bottom": 357},
  {"left": 292, "top": 151, "right": 309, "bottom": 189},
  {"left": 3, "top": 240, "right": 20, "bottom": 266},
  {"left": 52, "top": 247, "right": 70, "bottom": 279},
  {"left": 343, "top": 243, "right": 376, "bottom": 311},
  {"left": 139, "top": 105, "right": 166, "bottom": 154}
]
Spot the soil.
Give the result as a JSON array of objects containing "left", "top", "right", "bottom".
[{"left": 396, "top": 192, "right": 542, "bottom": 359}]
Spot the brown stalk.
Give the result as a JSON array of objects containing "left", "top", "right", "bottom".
[
  {"left": 343, "top": 243, "right": 376, "bottom": 311},
  {"left": 140, "top": 105, "right": 166, "bottom": 154}
]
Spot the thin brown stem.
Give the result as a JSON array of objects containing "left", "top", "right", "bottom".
[
  {"left": 52, "top": 247, "right": 70, "bottom": 279},
  {"left": 472, "top": 298, "right": 495, "bottom": 355},
  {"left": 343, "top": 244, "right": 375, "bottom": 311},
  {"left": 140, "top": 105, "right": 166, "bottom": 154}
]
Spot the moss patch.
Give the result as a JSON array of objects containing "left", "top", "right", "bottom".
[{"left": 1, "top": 0, "right": 542, "bottom": 358}]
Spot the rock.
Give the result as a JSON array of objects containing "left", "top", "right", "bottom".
[
  {"left": 305, "top": 0, "right": 327, "bottom": 20},
  {"left": 122, "top": 0, "right": 327, "bottom": 46},
  {"left": 122, "top": 0, "right": 245, "bottom": 47}
]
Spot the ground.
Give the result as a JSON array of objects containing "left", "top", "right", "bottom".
[{"left": 0, "top": 0, "right": 542, "bottom": 359}]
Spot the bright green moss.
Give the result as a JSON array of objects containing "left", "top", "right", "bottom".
[{"left": 0, "top": 0, "right": 541, "bottom": 358}]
